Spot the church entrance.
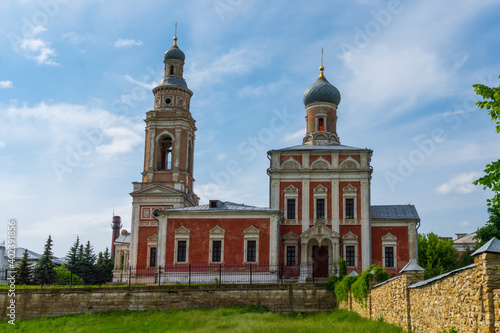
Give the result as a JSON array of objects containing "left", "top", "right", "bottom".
[{"left": 312, "top": 245, "right": 329, "bottom": 278}]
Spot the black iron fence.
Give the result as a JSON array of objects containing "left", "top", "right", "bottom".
[{"left": 113, "top": 263, "right": 331, "bottom": 286}]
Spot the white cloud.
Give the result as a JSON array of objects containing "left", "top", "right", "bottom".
[
  {"left": 0, "top": 141, "right": 5, "bottom": 148},
  {"left": 62, "top": 31, "right": 86, "bottom": 44},
  {"left": 32, "top": 25, "right": 47, "bottom": 35},
  {"left": 114, "top": 38, "right": 142, "bottom": 47},
  {"left": 0, "top": 81, "right": 13, "bottom": 88},
  {"left": 283, "top": 128, "right": 304, "bottom": 142},
  {"left": 458, "top": 221, "right": 471, "bottom": 228},
  {"left": 124, "top": 75, "right": 156, "bottom": 89},
  {"left": 435, "top": 172, "right": 482, "bottom": 195},
  {"left": 95, "top": 126, "right": 142, "bottom": 156},
  {"left": 19, "top": 38, "right": 58, "bottom": 65}
]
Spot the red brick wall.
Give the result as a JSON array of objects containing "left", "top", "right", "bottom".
[
  {"left": 338, "top": 181, "right": 361, "bottom": 220},
  {"left": 371, "top": 226, "right": 409, "bottom": 272},
  {"left": 339, "top": 225, "right": 362, "bottom": 269},
  {"left": 309, "top": 182, "right": 332, "bottom": 221},
  {"left": 137, "top": 227, "right": 157, "bottom": 268}
]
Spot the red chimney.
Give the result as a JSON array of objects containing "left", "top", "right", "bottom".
[{"left": 111, "top": 216, "right": 122, "bottom": 257}]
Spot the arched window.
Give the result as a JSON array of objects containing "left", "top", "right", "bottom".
[
  {"left": 318, "top": 118, "right": 325, "bottom": 131},
  {"left": 170, "top": 65, "right": 174, "bottom": 75},
  {"left": 158, "top": 136, "right": 173, "bottom": 170},
  {"left": 187, "top": 141, "right": 193, "bottom": 175}
]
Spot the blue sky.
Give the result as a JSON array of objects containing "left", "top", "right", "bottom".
[{"left": 1, "top": 0, "right": 500, "bottom": 257}]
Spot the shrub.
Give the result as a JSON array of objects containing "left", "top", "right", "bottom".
[
  {"left": 334, "top": 275, "right": 357, "bottom": 302},
  {"left": 55, "top": 265, "right": 84, "bottom": 285}
]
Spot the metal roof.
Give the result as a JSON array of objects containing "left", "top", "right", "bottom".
[
  {"left": 400, "top": 259, "right": 425, "bottom": 272},
  {"left": 2, "top": 247, "right": 65, "bottom": 265},
  {"left": 370, "top": 205, "right": 420, "bottom": 220},
  {"left": 269, "top": 144, "right": 369, "bottom": 153},
  {"left": 303, "top": 76, "right": 341, "bottom": 106},
  {"left": 373, "top": 275, "right": 401, "bottom": 288},
  {"left": 454, "top": 232, "right": 477, "bottom": 245},
  {"left": 114, "top": 232, "right": 131, "bottom": 245},
  {"left": 471, "top": 237, "right": 500, "bottom": 256},
  {"left": 162, "top": 201, "right": 276, "bottom": 212}
]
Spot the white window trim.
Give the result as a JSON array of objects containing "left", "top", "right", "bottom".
[
  {"left": 284, "top": 185, "right": 299, "bottom": 221},
  {"left": 243, "top": 225, "right": 260, "bottom": 264},
  {"left": 313, "top": 184, "right": 328, "bottom": 221},
  {"left": 282, "top": 231, "right": 299, "bottom": 267},
  {"left": 174, "top": 225, "right": 190, "bottom": 264},
  {"left": 382, "top": 232, "right": 398, "bottom": 269},
  {"left": 342, "top": 184, "right": 357, "bottom": 223},
  {"left": 209, "top": 225, "right": 225, "bottom": 264},
  {"left": 343, "top": 231, "right": 359, "bottom": 268},
  {"left": 146, "top": 233, "right": 157, "bottom": 268}
]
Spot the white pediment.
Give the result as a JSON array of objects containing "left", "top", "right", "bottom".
[
  {"left": 284, "top": 184, "right": 299, "bottom": 194},
  {"left": 174, "top": 225, "right": 191, "bottom": 235},
  {"left": 131, "top": 184, "right": 183, "bottom": 196},
  {"left": 381, "top": 232, "right": 397, "bottom": 242},
  {"left": 243, "top": 225, "right": 260, "bottom": 235},
  {"left": 342, "top": 184, "right": 358, "bottom": 193},
  {"left": 339, "top": 156, "right": 360, "bottom": 170},
  {"left": 209, "top": 225, "right": 226, "bottom": 235},
  {"left": 282, "top": 231, "right": 299, "bottom": 241},
  {"left": 343, "top": 230, "right": 358, "bottom": 241},
  {"left": 146, "top": 233, "right": 157, "bottom": 242},
  {"left": 300, "top": 224, "right": 339, "bottom": 239},
  {"left": 281, "top": 157, "right": 301, "bottom": 170},
  {"left": 311, "top": 157, "right": 330, "bottom": 170},
  {"left": 313, "top": 184, "right": 328, "bottom": 194}
]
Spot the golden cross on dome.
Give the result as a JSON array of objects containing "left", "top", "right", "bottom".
[
  {"left": 319, "top": 48, "right": 325, "bottom": 79},
  {"left": 173, "top": 22, "right": 178, "bottom": 46}
]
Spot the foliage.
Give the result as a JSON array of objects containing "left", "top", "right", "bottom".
[
  {"left": 418, "top": 232, "right": 460, "bottom": 279},
  {"left": 0, "top": 308, "right": 406, "bottom": 332},
  {"left": 351, "top": 265, "right": 389, "bottom": 303},
  {"left": 16, "top": 249, "right": 33, "bottom": 285},
  {"left": 96, "top": 248, "right": 114, "bottom": 285},
  {"left": 32, "top": 235, "right": 56, "bottom": 285},
  {"left": 66, "top": 236, "right": 80, "bottom": 274},
  {"left": 326, "top": 258, "right": 348, "bottom": 292},
  {"left": 54, "top": 265, "right": 84, "bottom": 285},
  {"left": 472, "top": 76, "right": 500, "bottom": 214},
  {"left": 334, "top": 275, "right": 357, "bottom": 303},
  {"left": 474, "top": 207, "right": 500, "bottom": 248}
]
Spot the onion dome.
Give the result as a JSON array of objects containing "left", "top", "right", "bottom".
[
  {"left": 164, "top": 36, "right": 185, "bottom": 62},
  {"left": 303, "top": 65, "right": 341, "bottom": 106},
  {"left": 158, "top": 76, "right": 188, "bottom": 89}
]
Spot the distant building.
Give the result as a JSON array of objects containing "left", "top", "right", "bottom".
[
  {"left": 113, "top": 34, "right": 420, "bottom": 283},
  {"left": 454, "top": 232, "right": 477, "bottom": 253}
]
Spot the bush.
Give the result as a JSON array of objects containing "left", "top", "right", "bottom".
[
  {"left": 334, "top": 275, "right": 357, "bottom": 302},
  {"left": 55, "top": 265, "right": 84, "bottom": 285},
  {"left": 326, "top": 258, "right": 348, "bottom": 292}
]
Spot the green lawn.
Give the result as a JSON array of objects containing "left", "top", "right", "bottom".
[{"left": 1, "top": 307, "right": 404, "bottom": 332}]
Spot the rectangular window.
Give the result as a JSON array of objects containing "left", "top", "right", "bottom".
[
  {"left": 345, "top": 198, "right": 354, "bottom": 219},
  {"left": 316, "top": 198, "right": 325, "bottom": 219},
  {"left": 177, "top": 241, "right": 187, "bottom": 262},
  {"left": 318, "top": 118, "right": 324, "bottom": 131},
  {"left": 346, "top": 246, "right": 355, "bottom": 266},
  {"left": 385, "top": 247, "right": 394, "bottom": 268},
  {"left": 247, "top": 240, "right": 256, "bottom": 262},
  {"left": 286, "top": 246, "right": 296, "bottom": 266},
  {"left": 212, "top": 240, "right": 222, "bottom": 262},
  {"left": 287, "top": 199, "right": 296, "bottom": 219},
  {"left": 149, "top": 247, "right": 156, "bottom": 267}
]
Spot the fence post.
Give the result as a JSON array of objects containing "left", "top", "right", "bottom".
[
  {"left": 250, "top": 264, "right": 252, "bottom": 285},
  {"left": 219, "top": 264, "right": 222, "bottom": 285},
  {"left": 158, "top": 265, "right": 161, "bottom": 286},
  {"left": 128, "top": 266, "right": 131, "bottom": 287},
  {"left": 70, "top": 271, "right": 73, "bottom": 287},
  {"left": 189, "top": 264, "right": 191, "bottom": 286}
]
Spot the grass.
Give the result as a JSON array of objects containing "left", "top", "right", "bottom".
[{"left": 0, "top": 307, "right": 405, "bottom": 332}]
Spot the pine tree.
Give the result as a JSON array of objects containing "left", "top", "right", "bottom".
[
  {"left": 17, "top": 249, "right": 32, "bottom": 285},
  {"left": 96, "top": 247, "right": 114, "bottom": 285},
  {"left": 66, "top": 236, "right": 80, "bottom": 274},
  {"left": 77, "top": 241, "right": 97, "bottom": 284},
  {"left": 33, "top": 235, "right": 56, "bottom": 285}
]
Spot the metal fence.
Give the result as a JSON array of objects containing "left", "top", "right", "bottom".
[{"left": 113, "top": 263, "right": 331, "bottom": 286}]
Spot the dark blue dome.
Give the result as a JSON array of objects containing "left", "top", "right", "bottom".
[
  {"left": 164, "top": 45, "right": 185, "bottom": 62},
  {"left": 303, "top": 77, "right": 341, "bottom": 106},
  {"left": 158, "top": 76, "right": 188, "bottom": 89}
]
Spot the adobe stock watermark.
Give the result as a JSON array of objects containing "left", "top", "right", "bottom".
[
  {"left": 198, "top": 107, "right": 294, "bottom": 198},
  {"left": 7, "top": 0, "right": 70, "bottom": 50},
  {"left": 213, "top": 0, "right": 244, "bottom": 21},
  {"left": 6, "top": 219, "right": 18, "bottom": 325},
  {"left": 339, "top": 0, "right": 405, "bottom": 60}
]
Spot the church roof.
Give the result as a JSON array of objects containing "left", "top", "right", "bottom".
[
  {"left": 269, "top": 143, "right": 369, "bottom": 153},
  {"left": 159, "top": 201, "right": 276, "bottom": 212},
  {"left": 303, "top": 76, "right": 341, "bottom": 106},
  {"left": 370, "top": 205, "right": 420, "bottom": 221},
  {"left": 114, "top": 232, "right": 131, "bottom": 245},
  {"left": 158, "top": 76, "right": 188, "bottom": 89},
  {"left": 164, "top": 43, "right": 185, "bottom": 61}
]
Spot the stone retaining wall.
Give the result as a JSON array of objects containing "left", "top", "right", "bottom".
[{"left": 0, "top": 283, "right": 335, "bottom": 320}]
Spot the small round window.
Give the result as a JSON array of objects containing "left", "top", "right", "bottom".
[{"left": 165, "top": 98, "right": 172, "bottom": 105}]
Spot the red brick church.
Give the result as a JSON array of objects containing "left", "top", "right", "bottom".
[{"left": 112, "top": 36, "right": 420, "bottom": 283}]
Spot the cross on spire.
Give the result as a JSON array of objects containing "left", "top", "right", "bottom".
[{"left": 319, "top": 48, "right": 325, "bottom": 79}]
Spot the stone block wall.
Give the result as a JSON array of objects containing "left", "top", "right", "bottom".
[
  {"left": 371, "top": 275, "right": 409, "bottom": 329},
  {"left": 0, "top": 284, "right": 335, "bottom": 320},
  {"left": 494, "top": 290, "right": 500, "bottom": 332}
]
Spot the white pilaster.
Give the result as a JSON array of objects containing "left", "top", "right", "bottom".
[
  {"left": 302, "top": 180, "right": 309, "bottom": 233},
  {"left": 129, "top": 201, "right": 141, "bottom": 268},
  {"left": 332, "top": 180, "right": 339, "bottom": 233},
  {"left": 361, "top": 179, "right": 371, "bottom": 270},
  {"left": 157, "top": 215, "right": 168, "bottom": 267}
]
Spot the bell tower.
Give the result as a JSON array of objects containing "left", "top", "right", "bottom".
[{"left": 129, "top": 32, "right": 199, "bottom": 270}]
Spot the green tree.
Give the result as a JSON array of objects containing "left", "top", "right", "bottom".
[
  {"left": 418, "top": 232, "right": 459, "bottom": 279},
  {"left": 475, "top": 207, "right": 500, "bottom": 248},
  {"left": 76, "top": 241, "right": 97, "bottom": 284},
  {"left": 95, "top": 247, "right": 114, "bottom": 285},
  {"left": 33, "top": 235, "right": 56, "bottom": 285},
  {"left": 16, "top": 249, "right": 32, "bottom": 285},
  {"left": 66, "top": 236, "right": 80, "bottom": 274},
  {"left": 472, "top": 76, "right": 500, "bottom": 213},
  {"left": 54, "top": 265, "right": 84, "bottom": 285}
]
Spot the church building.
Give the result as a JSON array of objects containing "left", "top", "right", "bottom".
[{"left": 113, "top": 36, "right": 420, "bottom": 283}]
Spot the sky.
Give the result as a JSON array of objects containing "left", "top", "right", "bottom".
[{"left": 1, "top": 0, "right": 500, "bottom": 257}]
